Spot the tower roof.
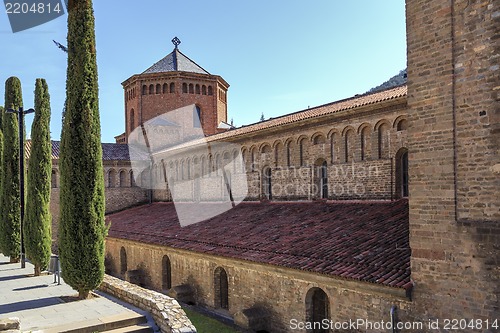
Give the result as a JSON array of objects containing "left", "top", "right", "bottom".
[{"left": 142, "top": 42, "right": 210, "bottom": 75}]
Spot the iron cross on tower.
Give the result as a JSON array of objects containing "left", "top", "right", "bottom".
[{"left": 172, "top": 37, "right": 181, "bottom": 49}]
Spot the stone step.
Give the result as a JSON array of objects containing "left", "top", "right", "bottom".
[
  {"left": 43, "top": 312, "right": 148, "bottom": 333},
  {"left": 104, "top": 323, "right": 154, "bottom": 333}
]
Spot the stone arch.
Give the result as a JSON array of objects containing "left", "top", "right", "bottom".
[
  {"left": 188, "top": 83, "right": 194, "bottom": 94},
  {"left": 342, "top": 127, "right": 356, "bottom": 163},
  {"left": 273, "top": 141, "right": 283, "bottom": 167},
  {"left": 149, "top": 84, "right": 154, "bottom": 95},
  {"left": 207, "top": 86, "right": 213, "bottom": 95},
  {"left": 249, "top": 146, "right": 258, "bottom": 171},
  {"left": 142, "top": 85, "right": 147, "bottom": 95},
  {"left": 296, "top": 135, "right": 308, "bottom": 167},
  {"left": 155, "top": 83, "right": 161, "bottom": 94},
  {"left": 240, "top": 148, "right": 247, "bottom": 173},
  {"left": 260, "top": 143, "right": 272, "bottom": 154},
  {"left": 162, "top": 255, "right": 172, "bottom": 290},
  {"left": 120, "top": 247, "right": 127, "bottom": 276},
  {"left": 140, "top": 168, "right": 149, "bottom": 187},
  {"left": 394, "top": 116, "right": 409, "bottom": 131},
  {"left": 202, "top": 85, "right": 207, "bottom": 95},
  {"left": 214, "top": 267, "right": 229, "bottom": 310},
  {"left": 119, "top": 169, "right": 127, "bottom": 187},
  {"left": 182, "top": 83, "right": 188, "bottom": 93},
  {"left": 358, "top": 124, "right": 371, "bottom": 161},
  {"left": 232, "top": 150, "right": 239, "bottom": 173},
  {"left": 201, "top": 156, "right": 207, "bottom": 177},
  {"left": 162, "top": 83, "right": 168, "bottom": 94},
  {"left": 311, "top": 132, "right": 326, "bottom": 145},
  {"left": 375, "top": 120, "right": 391, "bottom": 159},
  {"left": 328, "top": 130, "right": 340, "bottom": 164},
  {"left": 107, "top": 169, "right": 117, "bottom": 188},
  {"left": 395, "top": 147, "right": 409, "bottom": 198},
  {"left": 305, "top": 287, "right": 330, "bottom": 333},
  {"left": 169, "top": 82, "right": 175, "bottom": 93},
  {"left": 130, "top": 169, "right": 136, "bottom": 187},
  {"left": 195, "top": 84, "right": 200, "bottom": 94},
  {"left": 284, "top": 138, "right": 294, "bottom": 167}
]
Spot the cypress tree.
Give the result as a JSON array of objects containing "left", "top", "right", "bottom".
[
  {"left": 59, "top": 0, "right": 106, "bottom": 299},
  {"left": 1, "top": 77, "right": 22, "bottom": 262},
  {"left": 25, "top": 79, "right": 52, "bottom": 276},
  {"left": 0, "top": 106, "right": 4, "bottom": 254}
]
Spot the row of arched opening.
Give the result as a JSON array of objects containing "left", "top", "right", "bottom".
[
  {"left": 117, "top": 247, "right": 350, "bottom": 333},
  {"left": 126, "top": 87, "right": 137, "bottom": 101},
  {"left": 261, "top": 148, "right": 409, "bottom": 200},
  {"left": 141, "top": 82, "right": 215, "bottom": 96},
  {"left": 244, "top": 117, "right": 408, "bottom": 170}
]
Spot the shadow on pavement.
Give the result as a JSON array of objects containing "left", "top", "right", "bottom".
[
  {"left": 0, "top": 296, "right": 63, "bottom": 314},
  {"left": 0, "top": 274, "right": 29, "bottom": 282},
  {"left": 13, "top": 284, "right": 50, "bottom": 291}
]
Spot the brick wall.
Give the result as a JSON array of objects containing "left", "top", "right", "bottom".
[
  {"left": 106, "top": 238, "right": 413, "bottom": 333},
  {"left": 406, "top": 0, "right": 499, "bottom": 325},
  {"left": 151, "top": 101, "right": 409, "bottom": 202}
]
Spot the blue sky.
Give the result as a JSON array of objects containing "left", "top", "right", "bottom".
[{"left": 0, "top": 1, "right": 406, "bottom": 142}]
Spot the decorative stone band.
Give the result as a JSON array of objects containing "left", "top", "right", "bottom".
[{"left": 99, "top": 275, "right": 197, "bottom": 333}]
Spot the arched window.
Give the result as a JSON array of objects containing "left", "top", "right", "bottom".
[
  {"left": 182, "top": 83, "right": 188, "bottom": 93},
  {"left": 299, "top": 138, "right": 306, "bottom": 166},
  {"left": 396, "top": 148, "right": 409, "bottom": 198},
  {"left": 360, "top": 127, "right": 369, "bottom": 161},
  {"left": 130, "top": 170, "right": 136, "bottom": 187},
  {"left": 189, "top": 83, "right": 194, "bottom": 94},
  {"left": 397, "top": 119, "right": 408, "bottom": 131},
  {"left": 187, "top": 159, "right": 191, "bottom": 179},
  {"left": 233, "top": 151, "right": 238, "bottom": 173},
  {"left": 162, "top": 255, "right": 172, "bottom": 290},
  {"left": 181, "top": 161, "right": 185, "bottom": 180},
  {"left": 129, "top": 109, "right": 135, "bottom": 132},
  {"left": 195, "top": 84, "right": 200, "bottom": 94},
  {"left": 193, "top": 106, "right": 201, "bottom": 128},
  {"left": 344, "top": 130, "right": 353, "bottom": 163},
  {"left": 305, "top": 288, "right": 330, "bottom": 333},
  {"left": 156, "top": 84, "right": 161, "bottom": 94},
  {"left": 142, "top": 85, "right": 147, "bottom": 95},
  {"left": 262, "top": 167, "right": 272, "bottom": 200},
  {"left": 119, "top": 170, "right": 126, "bottom": 187},
  {"left": 313, "top": 135, "right": 325, "bottom": 145},
  {"left": 378, "top": 123, "right": 389, "bottom": 159},
  {"left": 169, "top": 82, "right": 175, "bottom": 93},
  {"left": 108, "top": 170, "right": 116, "bottom": 188},
  {"left": 201, "top": 156, "right": 206, "bottom": 178},
  {"left": 162, "top": 83, "right": 168, "bottom": 94},
  {"left": 149, "top": 84, "right": 154, "bottom": 95},
  {"left": 286, "top": 142, "right": 291, "bottom": 167},
  {"left": 202, "top": 85, "right": 207, "bottom": 95},
  {"left": 207, "top": 86, "right": 213, "bottom": 95},
  {"left": 251, "top": 149, "right": 255, "bottom": 172},
  {"left": 51, "top": 170, "right": 57, "bottom": 188},
  {"left": 120, "top": 247, "right": 127, "bottom": 275},
  {"left": 214, "top": 267, "right": 229, "bottom": 310},
  {"left": 274, "top": 143, "right": 281, "bottom": 167},
  {"left": 140, "top": 169, "right": 149, "bottom": 187},
  {"left": 330, "top": 133, "right": 337, "bottom": 164}
]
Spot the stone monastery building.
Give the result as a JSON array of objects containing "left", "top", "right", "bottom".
[{"left": 47, "top": 0, "right": 498, "bottom": 332}]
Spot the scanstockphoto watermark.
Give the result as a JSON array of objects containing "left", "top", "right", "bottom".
[
  {"left": 289, "top": 318, "right": 425, "bottom": 331},
  {"left": 3, "top": 0, "right": 67, "bottom": 33}
]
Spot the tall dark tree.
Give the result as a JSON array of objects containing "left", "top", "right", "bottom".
[
  {"left": 0, "top": 106, "right": 4, "bottom": 254},
  {"left": 1, "top": 77, "right": 22, "bottom": 262},
  {"left": 58, "top": 0, "right": 107, "bottom": 299},
  {"left": 25, "top": 79, "right": 52, "bottom": 276}
]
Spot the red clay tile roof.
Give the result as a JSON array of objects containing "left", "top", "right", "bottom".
[
  {"left": 107, "top": 199, "right": 411, "bottom": 290},
  {"left": 25, "top": 140, "right": 133, "bottom": 161}
]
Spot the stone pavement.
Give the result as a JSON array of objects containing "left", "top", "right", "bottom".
[{"left": 0, "top": 254, "right": 148, "bottom": 332}]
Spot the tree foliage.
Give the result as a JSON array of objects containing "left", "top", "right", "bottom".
[
  {"left": 58, "top": 0, "right": 107, "bottom": 299},
  {"left": 25, "top": 79, "right": 52, "bottom": 276},
  {"left": 0, "top": 77, "right": 22, "bottom": 262}
]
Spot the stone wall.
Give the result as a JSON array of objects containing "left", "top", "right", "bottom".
[
  {"left": 406, "top": 0, "right": 500, "bottom": 326},
  {"left": 99, "top": 274, "right": 196, "bottom": 333},
  {"left": 151, "top": 100, "right": 409, "bottom": 202},
  {"left": 105, "top": 238, "right": 413, "bottom": 333}
]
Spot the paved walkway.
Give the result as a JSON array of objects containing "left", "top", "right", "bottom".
[{"left": 0, "top": 254, "right": 146, "bottom": 332}]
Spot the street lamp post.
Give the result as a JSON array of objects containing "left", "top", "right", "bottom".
[{"left": 6, "top": 107, "right": 35, "bottom": 268}]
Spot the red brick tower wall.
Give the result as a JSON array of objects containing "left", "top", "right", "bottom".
[
  {"left": 122, "top": 72, "right": 228, "bottom": 142},
  {"left": 406, "top": 0, "right": 499, "bottom": 324}
]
